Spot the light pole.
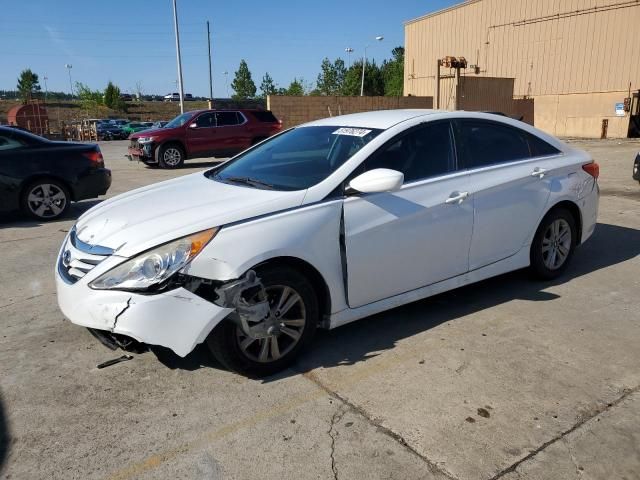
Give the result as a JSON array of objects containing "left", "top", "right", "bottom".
[
  {"left": 223, "top": 71, "right": 229, "bottom": 97},
  {"left": 172, "top": 0, "right": 185, "bottom": 113},
  {"left": 360, "top": 35, "right": 383, "bottom": 96},
  {"left": 345, "top": 47, "right": 354, "bottom": 68},
  {"left": 64, "top": 64, "right": 73, "bottom": 97},
  {"left": 43, "top": 76, "right": 48, "bottom": 101}
]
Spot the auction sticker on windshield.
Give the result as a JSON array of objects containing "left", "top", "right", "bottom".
[{"left": 332, "top": 127, "right": 372, "bottom": 137}]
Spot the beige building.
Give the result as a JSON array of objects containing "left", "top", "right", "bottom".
[{"left": 404, "top": 0, "right": 640, "bottom": 138}]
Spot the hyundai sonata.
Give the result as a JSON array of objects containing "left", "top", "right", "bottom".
[{"left": 55, "top": 110, "right": 599, "bottom": 376}]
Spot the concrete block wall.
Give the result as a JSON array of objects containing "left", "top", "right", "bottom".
[{"left": 267, "top": 96, "right": 433, "bottom": 129}]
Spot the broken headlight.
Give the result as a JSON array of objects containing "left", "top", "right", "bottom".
[{"left": 89, "top": 228, "right": 218, "bottom": 290}]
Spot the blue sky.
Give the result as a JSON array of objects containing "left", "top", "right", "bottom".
[{"left": 0, "top": 0, "right": 460, "bottom": 98}]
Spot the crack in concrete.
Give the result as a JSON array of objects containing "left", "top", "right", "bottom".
[
  {"left": 113, "top": 298, "right": 132, "bottom": 329},
  {"left": 487, "top": 385, "right": 640, "bottom": 480},
  {"left": 302, "top": 371, "right": 460, "bottom": 480},
  {"left": 327, "top": 407, "right": 346, "bottom": 480}
]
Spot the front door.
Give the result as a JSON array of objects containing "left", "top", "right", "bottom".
[
  {"left": 186, "top": 112, "right": 216, "bottom": 156},
  {"left": 343, "top": 121, "right": 473, "bottom": 308}
]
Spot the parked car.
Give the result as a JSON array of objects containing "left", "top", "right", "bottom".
[
  {"left": 151, "top": 121, "right": 168, "bottom": 129},
  {"left": 633, "top": 152, "right": 640, "bottom": 184},
  {"left": 56, "top": 110, "right": 599, "bottom": 376},
  {"left": 108, "top": 119, "right": 129, "bottom": 127},
  {"left": 120, "top": 93, "right": 132, "bottom": 101},
  {"left": 122, "top": 122, "right": 154, "bottom": 135},
  {"left": 127, "top": 109, "right": 282, "bottom": 168},
  {"left": 0, "top": 126, "right": 111, "bottom": 220},
  {"left": 184, "top": 93, "right": 194, "bottom": 101},
  {"left": 96, "top": 122, "right": 127, "bottom": 140},
  {"left": 164, "top": 93, "right": 180, "bottom": 102}
]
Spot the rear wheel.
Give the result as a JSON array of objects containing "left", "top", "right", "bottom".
[
  {"left": 157, "top": 144, "right": 184, "bottom": 169},
  {"left": 207, "top": 266, "right": 318, "bottom": 377},
  {"left": 21, "top": 179, "right": 70, "bottom": 221},
  {"left": 530, "top": 208, "right": 577, "bottom": 280}
]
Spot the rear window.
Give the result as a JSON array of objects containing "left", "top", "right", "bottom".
[
  {"left": 526, "top": 133, "right": 561, "bottom": 157},
  {"left": 250, "top": 110, "right": 278, "bottom": 123}
]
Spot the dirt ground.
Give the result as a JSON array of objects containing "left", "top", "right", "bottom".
[{"left": 0, "top": 138, "right": 639, "bottom": 480}]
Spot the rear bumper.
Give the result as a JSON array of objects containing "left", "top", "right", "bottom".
[{"left": 74, "top": 168, "right": 111, "bottom": 200}]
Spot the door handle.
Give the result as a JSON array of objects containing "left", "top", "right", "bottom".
[
  {"left": 445, "top": 191, "right": 469, "bottom": 204},
  {"left": 530, "top": 167, "right": 548, "bottom": 178}
]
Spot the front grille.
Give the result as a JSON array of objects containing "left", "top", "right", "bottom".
[{"left": 58, "top": 228, "right": 113, "bottom": 284}]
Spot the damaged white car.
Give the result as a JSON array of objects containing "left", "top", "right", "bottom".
[{"left": 55, "top": 110, "right": 599, "bottom": 376}]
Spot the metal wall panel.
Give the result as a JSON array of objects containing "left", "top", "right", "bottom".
[{"left": 405, "top": 0, "right": 640, "bottom": 97}]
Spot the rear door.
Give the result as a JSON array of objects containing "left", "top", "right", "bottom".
[
  {"left": 0, "top": 131, "right": 33, "bottom": 211},
  {"left": 455, "top": 119, "right": 561, "bottom": 270},
  {"left": 343, "top": 120, "right": 473, "bottom": 308},
  {"left": 213, "top": 111, "right": 251, "bottom": 155}
]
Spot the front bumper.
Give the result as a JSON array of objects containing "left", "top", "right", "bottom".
[
  {"left": 55, "top": 254, "right": 233, "bottom": 357},
  {"left": 127, "top": 142, "right": 155, "bottom": 162}
]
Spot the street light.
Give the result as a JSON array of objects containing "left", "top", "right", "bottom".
[
  {"left": 43, "top": 76, "right": 48, "bottom": 101},
  {"left": 64, "top": 64, "right": 73, "bottom": 97},
  {"left": 360, "top": 35, "right": 383, "bottom": 96},
  {"left": 223, "top": 71, "right": 229, "bottom": 97},
  {"left": 345, "top": 47, "right": 354, "bottom": 68}
]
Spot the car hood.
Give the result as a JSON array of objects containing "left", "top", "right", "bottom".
[
  {"left": 74, "top": 172, "right": 307, "bottom": 257},
  {"left": 130, "top": 127, "right": 171, "bottom": 138}
]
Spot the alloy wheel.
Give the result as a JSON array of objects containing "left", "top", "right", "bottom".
[
  {"left": 26, "top": 183, "right": 67, "bottom": 219},
  {"left": 236, "top": 285, "right": 307, "bottom": 363},
  {"left": 163, "top": 147, "right": 182, "bottom": 167},
  {"left": 541, "top": 218, "right": 572, "bottom": 270}
]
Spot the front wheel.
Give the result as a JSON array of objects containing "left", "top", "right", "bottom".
[
  {"left": 157, "top": 144, "right": 185, "bottom": 169},
  {"left": 530, "top": 208, "right": 577, "bottom": 280},
  {"left": 207, "top": 266, "right": 318, "bottom": 377}
]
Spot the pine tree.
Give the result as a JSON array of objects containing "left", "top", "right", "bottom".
[
  {"left": 16, "top": 69, "right": 41, "bottom": 103},
  {"left": 231, "top": 60, "right": 257, "bottom": 99},
  {"left": 259, "top": 72, "right": 277, "bottom": 98}
]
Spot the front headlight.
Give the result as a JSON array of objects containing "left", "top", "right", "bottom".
[
  {"left": 90, "top": 228, "right": 218, "bottom": 290},
  {"left": 138, "top": 136, "right": 155, "bottom": 143}
]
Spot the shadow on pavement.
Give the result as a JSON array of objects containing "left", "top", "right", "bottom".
[
  {"left": 0, "top": 199, "right": 103, "bottom": 229},
  {"left": 120, "top": 222, "right": 640, "bottom": 375},
  {"left": 0, "top": 391, "right": 9, "bottom": 473}
]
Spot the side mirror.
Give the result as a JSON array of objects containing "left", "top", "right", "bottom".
[
  {"left": 348, "top": 168, "right": 404, "bottom": 194},
  {"left": 189, "top": 122, "right": 198, "bottom": 129}
]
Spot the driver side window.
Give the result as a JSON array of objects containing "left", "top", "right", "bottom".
[{"left": 358, "top": 121, "right": 456, "bottom": 184}]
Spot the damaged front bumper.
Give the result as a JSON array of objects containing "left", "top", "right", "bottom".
[{"left": 55, "top": 271, "right": 234, "bottom": 357}]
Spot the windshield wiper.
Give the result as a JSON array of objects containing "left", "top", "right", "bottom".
[{"left": 222, "top": 176, "right": 274, "bottom": 189}]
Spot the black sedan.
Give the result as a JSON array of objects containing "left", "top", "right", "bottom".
[{"left": 0, "top": 126, "right": 111, "bottom": 220}]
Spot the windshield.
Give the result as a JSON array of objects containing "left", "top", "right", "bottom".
[
  {"left": 207, "top": 125, "right": 381, "bottom": 191},
  {"left": 165, "top": 112, "right": 193, "bottom": 129}
]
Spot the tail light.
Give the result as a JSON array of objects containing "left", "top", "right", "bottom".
[
  {"left": 83, "top": 149, "right": 104, "bottom": 167},
  {"left": 582, "top": 162, "right": 599, "bottom": 179}
]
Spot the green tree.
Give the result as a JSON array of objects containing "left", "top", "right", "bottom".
[
  {"left": 286, "top": 78, "right": 305, "bottom": 96},
  {"left": 316, "top": 58, "right": 347, "bottom": 95},
  {"left": 259, "top": 72, "right": 277, "bottom": 98},
  {"left": 231, "top": 59, "right": 257, "bottom": 99},
  {"left": 104, "top": 82, "right": 126, "bottom": 111},
  {"left": 16, "top": 69, "right": 41, "bottom": 103},
  {"left": 342, "top": 60, "right": 384, "bottom": 96},
  {"left": 382, "top": 47, "right": 404, "bottom": 96},
  {"left": 75, "top": 82, "right": 104, "bottom": 112}
]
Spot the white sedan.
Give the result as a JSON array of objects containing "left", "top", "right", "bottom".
[{"left": 55, "top": 110, "right": 599, "bottom": 376}]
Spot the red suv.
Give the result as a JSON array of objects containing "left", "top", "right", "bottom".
[{"left": 127, "top": 109, "right": 282, "bottom": 168}]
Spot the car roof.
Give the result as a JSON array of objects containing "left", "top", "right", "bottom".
[{"left": 303, "top": 109, "right": 443, "bottom": 129}]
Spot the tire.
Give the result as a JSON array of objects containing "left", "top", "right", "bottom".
[
  {"left": 21, "top": 178, "right": 70, "bottom": 221},
  {"left": 157, "top": 143, "right": 185, "bottom": 169},
  {"left": 207, "top": 266, "right": 318, "bottom": 377},
  {"left": 530, "top": 208, "right": 577, "bottom": 280}
]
